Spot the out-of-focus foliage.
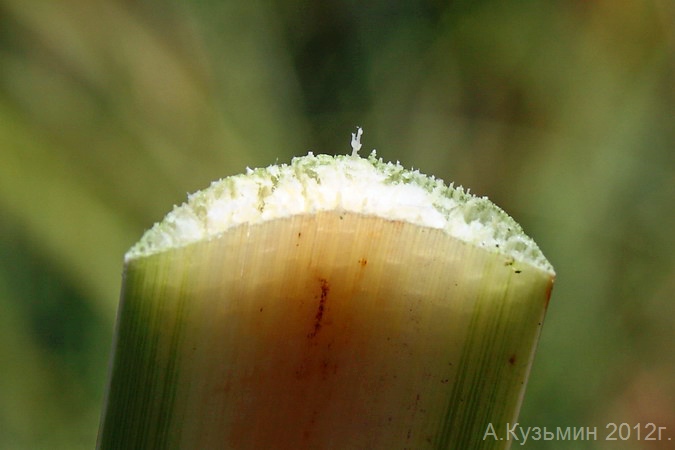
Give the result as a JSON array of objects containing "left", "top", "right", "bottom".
[{"left": 0, "top": 0, "right": 673, "bottom": 448}]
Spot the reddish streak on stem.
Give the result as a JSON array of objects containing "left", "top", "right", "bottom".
[{"left": 308, "top": 278, "right": 329, "bottom": 338}]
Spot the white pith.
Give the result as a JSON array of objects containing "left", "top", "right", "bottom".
[{"left": 126, "top": 148, "right": 554, "bottom": 275}]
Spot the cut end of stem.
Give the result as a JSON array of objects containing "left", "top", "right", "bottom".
[
  {"left": 126, "top": 137, "right": 553, "bottom": 275},
  {"left": 101, "top": 130, "right": 556, "bottom": 449}
]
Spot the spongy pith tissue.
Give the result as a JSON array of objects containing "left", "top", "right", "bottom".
[{"left": 126, "top": 130, "right": 554, "bottom": 274}]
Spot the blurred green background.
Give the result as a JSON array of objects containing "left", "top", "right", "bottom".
[{"left": 0, "top": 0, "right": 673, "bottom": 449}]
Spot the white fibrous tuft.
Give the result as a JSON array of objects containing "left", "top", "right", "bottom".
[
  {"left": 126, "top": 145, "right": 554, "bottom": 274},
  {"left": 351, "top": 127, "right": 363, "bottom": 156}
]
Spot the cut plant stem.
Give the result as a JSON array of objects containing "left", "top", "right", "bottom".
[{"left": 98, "top": 134, "right": 555, "bottom": 449}]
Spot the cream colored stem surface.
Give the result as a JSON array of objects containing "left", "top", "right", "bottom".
[{"left": 99, "top": 212, "right": 553, "bottom": 449}]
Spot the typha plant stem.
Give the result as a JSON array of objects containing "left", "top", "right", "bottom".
[{"left": 98, "top": 129, "right": 554, "bottom": 449}]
